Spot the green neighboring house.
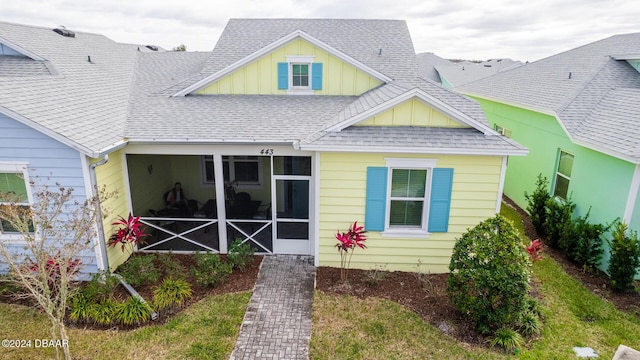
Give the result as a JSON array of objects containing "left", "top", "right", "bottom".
[{"left": 460, "top": 33, "right": 640, "bottom": 273}]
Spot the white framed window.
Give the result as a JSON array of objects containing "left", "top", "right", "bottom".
[
  {"left": 553, "top": 150, "right": 574, "bottom": 200},
  {"left": 0, "top": 163, "right": 33, "bottom": 238},
  {"left": 284, "top": 55, "right": 317, "bottom": 95},
  {"left": 383, "top": 158, "right": 437, "bottom": 237},
  {"left": 291, "top": 63, "right": 310, "bottom": 88},
  {"left": 494, "top": 124, "right": 512, "bottom": 138},
  {"left": 201, "top": 156, "right": 263, "bottom": 188}
]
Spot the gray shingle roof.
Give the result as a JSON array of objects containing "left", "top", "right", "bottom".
[
  {"left": 0, "top": 56, "right": 53, "bottom": 77},
  {"left": 200, "top": 19, "right": 422, "bottom": 82},
  {"left": 0, "top": 21, "right": 140, "bottom": 155},
  {"left": 460, "top": 33, "right": 640, "bottom": 162},
  {"left": 300, "top": 126, "right": 526, "bottom": 155}
]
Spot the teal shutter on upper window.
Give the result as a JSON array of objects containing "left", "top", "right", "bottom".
[
  {"left": 365, "top": 167, "right": 388, "bottom": 231},
  {"left": 428, "top": 168, "right": 453, "bottom": 233},
  {"left": 311, "top": 63, "right": 323, "bottom": 90},
  {"left": 277, "top": 62, "right": 288, "bottom": 90}
]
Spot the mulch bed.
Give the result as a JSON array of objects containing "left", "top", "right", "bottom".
[{"left": 316, "top": 196, "right": 640, "bottom": 347}]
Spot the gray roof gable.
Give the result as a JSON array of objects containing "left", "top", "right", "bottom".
[
  {"left": 460, "top": 32, "right": 640, "bottom": 163},
  {"left": 200, "top": 18, "right": 421, "bottom": 83},
  {"left": 0, "top": 21, "right": 140, "bottom": 156}
]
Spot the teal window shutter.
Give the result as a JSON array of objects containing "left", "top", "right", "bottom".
[
  {"left": 311, "top": 63, "right": 323, "bottom": 90},
  {"left": 365, "top": 167, "right": 388, "bottom": 231},
  {"left": 428, "top": 168, "right": 453, "bottom": 232},
  {"left": 277, "top": 62, "right": 288, "bottom": 90}
]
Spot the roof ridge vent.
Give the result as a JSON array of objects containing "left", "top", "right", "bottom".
[{"left": 53, "top": 26, "right": 75, "bottom": 38}]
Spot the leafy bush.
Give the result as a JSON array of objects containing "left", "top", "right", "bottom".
[
  {"left": 115, "top": 296, "right": 153, "bottom": 326},
  {"left": 544, "top": 196, "right": 575, "bottom": 249},
  {"left": 525, "top": 174, "right": 551, "bottom": 236},
  {"left": 68, "top": 293, "right": 94, "bottom": 323},
  {"left": 82, "top": 272, "right": 120, "bottom": 302},
  {"left": 518, "top": 310, "right": 541, "bottom": 336},
  {"left": 156, "top": 253, "right": 188, "bottom": 280},
  {"left": 154, "top": 277, "right": 193, "bottom": 312},
  {"left": 89, "top": 298, "right": 118, "bottom": 325},
  {"left": 607, "top": 221, "right": 640, "bottom": 292},
  {"left": 191, "top": 252, "right": 232, "bottom": 288},
  {"left": 447, "top": 215, "right": 531, "bottom": 334},
  {"left": 227, "top": 238, "right": 255, "bottom": 270},
  {"left": 118, "top": 255, "right": 161, "bottom": 287},
  {"left": 560, "top": 209, "right": 606, "bottom": 271},
  {"left": 490, "top": 327, "right": 523, "bottom": 353}
]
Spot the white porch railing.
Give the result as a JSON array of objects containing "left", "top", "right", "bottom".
[
  {"left": 226, "top": 219, "right": 273, "bottom": 254},
  {"left": 138, "top": 217, "right": 219, "bottom": 252}
]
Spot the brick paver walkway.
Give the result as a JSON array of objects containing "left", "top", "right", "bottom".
[{"left": 230, "top": 255, "right": 316, "bottom": 360}]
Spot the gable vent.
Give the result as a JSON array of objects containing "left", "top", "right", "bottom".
[{"left": 53, "top": 27, "right": 75, "bottom": 38}]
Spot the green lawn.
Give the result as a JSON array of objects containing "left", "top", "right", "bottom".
[
  {"left": 2, "top": 205, "right": 639, "bottom": 359},
  {"left": 310, "top": 204, "right": 640, "bottom": 359},
  {"left": 0, "top": 291, "right": 250, "bottom": 360}
]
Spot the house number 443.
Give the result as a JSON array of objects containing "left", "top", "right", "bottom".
[{"left": 260, "top": 149, "right": 274, "bottom": 155}]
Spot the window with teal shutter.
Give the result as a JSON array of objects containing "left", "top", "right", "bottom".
[
  {"left": 365, "top": 167, "right": 387, "bottom": 231},
  {"left": 389, "top": 169, "right": 427, "bottom": 227},
  {"left": 277, "top": 62, "right": 288, "bottom": 90},
  {"left": 428, "top": 168, "right": 453, "bottom": 232}
]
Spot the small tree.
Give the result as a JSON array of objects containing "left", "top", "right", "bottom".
[
  {"left": 0, "top": 182, "right": 113, "bottom": 360},
  {"left": 524, "top": 174, "right": 550, "bottom": 236},
  {"left": 447, "top": 215, "right": 531, "bottom": 334},
  {"left": 607, "top": 221, "right": 640, "bottom": 291},
  {"left": 544, "top": 195, "right": 575, "bottom": 249}
]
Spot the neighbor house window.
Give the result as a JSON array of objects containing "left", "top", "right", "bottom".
[
  {"left": 494, "top": 124, "right": 512, "bottom": 137},
  {"left": 202, "top": 156, "right": 262, "bottom": 187},
  {"left": 553, "top": 150, "right": 574, "bottom": 200},
  {"left": 0, "top": 164, "right": 32, "bottom": 236}
]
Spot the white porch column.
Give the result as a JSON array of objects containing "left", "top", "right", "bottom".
[{"left": 214, "top": 154, "right": 228, "bottom": 253}]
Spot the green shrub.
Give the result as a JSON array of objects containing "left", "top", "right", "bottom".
[
  {"left": 608, "top": 221, "right": 640, "bottom": 292},
  {"left": 544, "top": 196, "right": 575, "bottom": 249},
  {"left": 115, "top": 296, "right": 153, "bottom": 326},
  {"left": 154, "top": 277, "right": 193, "bottom": 312},
  {"left": 518, "top": 310, "right": 541, "bottom": 336},
  {"left": 0, "top": 274, "right": 22, "bottom": 296},
  {"left": 227, "top": 238, "right": 255, "bottom": 270},
  {"left": 82, "top": 272, "right": 120, "bottom": 302},
  {"left": 191, "top": 252, "right": 232, "bottom": 288},
  {"left": 118, "top": 255, "right": 161, "bottom": 287},
  {"left": 560, "top": 209, "right": 606, "bottom": 271},
  {"left": 89, "top": 298, "right": 118, "bottom": 326},
  {"left": 156, "top": 253, "right": 188, "bottom": 280},
  {"left": 490, "top": 327, "right": 523, "bottom": 353},
  {"left": 68, "top": 292, "right": 94, "bottom": 323},
  {"left": 525, "top": 173, "right": 551, "bottom": 236},
  {"left": 447, "top": 215, "right": 531, "bottom": 334}
]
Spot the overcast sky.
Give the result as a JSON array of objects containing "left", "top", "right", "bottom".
[{"left": 1, "top": 0, "right": 638, "bottom": 62}]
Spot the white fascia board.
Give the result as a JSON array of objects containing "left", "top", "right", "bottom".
[
  {"left": 0, "top": 105, "right": 98, "bottom": 157},
  {"left": 0, "top": 37, "right": 45, "bottom": 61},
  {"left": 126, "top": 137, "right": 298, "bottom": 145},
  {"left": 572, "top": 138, "right": 640, "bottom": 165},
  {"left": 326, "top": 88, "right": 499, "bottom": 135},
  {"left": 299, "top": 143, "right": 529, "bottom": 156},
  {"left": 172, "top": 30, "right": 392, "bottom": 97}
]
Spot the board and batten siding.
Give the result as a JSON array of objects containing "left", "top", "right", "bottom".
[
  {"left": 319, "top": 152, "right": 502, "bottom": 272},
  {"left": 197, "top": 38, "right": 382, "bottom": 96},
  {"left": 94, "top": 149, "right": 133, "bottom": 271},
  {"left": 356, "top": 98, "right": 468, "bottom": 128},
  {"left": 0, "top": 113, "right": 100, "bottom": 275}
]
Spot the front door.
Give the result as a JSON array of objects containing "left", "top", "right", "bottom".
[{"left": 272, "top": 156, "right": 312, "bottom": 254}]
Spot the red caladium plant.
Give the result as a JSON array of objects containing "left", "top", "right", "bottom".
[
  {"left": 108, "top": 213, "right": 148, "bottom": 252},
  {"left": 26, "top": 253, "right": 81, "bottom": 287},
  {"left": 526, "top": 239, "right": 543, "bottom": 262},
  {"left": 335, "top": 221, "right": 367, "bottom": 283}
]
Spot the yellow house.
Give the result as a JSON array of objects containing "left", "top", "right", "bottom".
[{"left": 0, "top": 19, "right": 526, "bottom": 275}]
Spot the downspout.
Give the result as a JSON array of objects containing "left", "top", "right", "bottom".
[{"left": 89, "top": 154, "right": 158, "bottom": 320}]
